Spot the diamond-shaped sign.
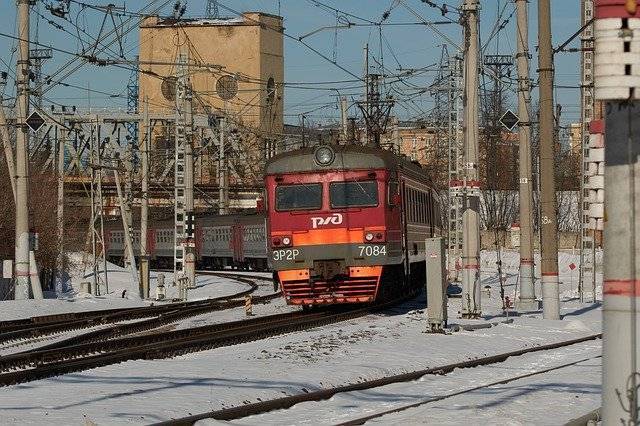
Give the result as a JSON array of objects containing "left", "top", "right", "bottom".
[
  {"left": 26, "top": 110, "right": 45, "bottom": 132},
  {"left": 499, "top": 110, "right": 519, "bottom": 132}
]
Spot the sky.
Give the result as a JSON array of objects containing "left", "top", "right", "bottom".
[{"left": 0, "top": 0, "right": 584, "bottom": 125}]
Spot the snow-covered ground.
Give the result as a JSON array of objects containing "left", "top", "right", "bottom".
[
  {"left": 0, "top": 250, "right": 603, "bottom": 425},
  {"left": 0, "top": 257, "right": 274, "bottom": 322}
]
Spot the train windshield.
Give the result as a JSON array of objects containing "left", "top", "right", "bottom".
[
  {"left": 330, "top": 181, "right": 378, "bottom": 208},
  {"left": 275, "top": 183, "right": 323, "bottom": 211}
]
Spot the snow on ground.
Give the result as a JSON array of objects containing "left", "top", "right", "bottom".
[
  {"left": 228, "top": 340, "right": 601, "bottom": 425},
  {"left": 0, "top": 255, "right": 273, "bottom": 321},
  {"left": 0, "top": 250, "right": 603, "bottom": 424}
]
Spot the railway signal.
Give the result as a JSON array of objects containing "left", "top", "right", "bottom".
[
  {"left": 25, "top": 111, "right": 45, "bottom": 133},
  {"left": 499, "top": 110, "right": 519, "bottom": 132}
]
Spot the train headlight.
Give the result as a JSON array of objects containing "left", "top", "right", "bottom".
[
  {"left": 314, "top": 146, "right": 335, "bottom": 166},
  {"left": 282, "top": 236, "right": 291, "bottom": 246},
  {"left": 365, "top": 232, "right": 374, "bottom": 242}
]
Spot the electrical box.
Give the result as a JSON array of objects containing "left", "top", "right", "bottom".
[{"left": 426, "top": 237, "right": 447, "bottom": 332}]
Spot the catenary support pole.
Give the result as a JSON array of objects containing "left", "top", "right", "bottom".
[
  {"left": 218, "top": 117, "right": 227, "bottom": 215},
  {"left": 55, "top": 127, "right": 66, "bottom": 297},
  {"left": 14, "top": 0, "right": 31, "bottom": 300},
  {"left": 514, "top": 0, "right": 537, "bottom": 311},
  {"left": 601, "top": 101, "right": 640, "bottom": 426},
  {"left": 460, "top": 0, "right": 481, "bottom": 318},
  {"left": 537, "top": 0, "right": 560, "bottom": 319},
  {"left": 140, "top": 96, "right": 150, "bottom": 298},
  {"left": 0, "top": 95, "right": 16, "bottom": 201},
  {"left": 114, "top": 169, "right": 139, "bottom": 291},
  {"left": 340, "top": 97, "right": 348, "bottom": 143},
  {"left": 185, "top": 100, "right": 195, "bottom": 289},
  {"left": 594, "top": 2, "right": 640, "bottom": 422}
]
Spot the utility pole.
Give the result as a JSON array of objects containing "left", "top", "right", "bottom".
[
  {"left": 14, "top": 0, "right": 31, "bottom": 300},
  {"left": 514, "top": 0, "right": 537, "bottom": 311},
  {"left": 460, "top": 0, "right": 481, "bottom": 318},
  {"left": 122, "top": 144, "right": 135, "bottom": 269},
  {"left": 0, "top": 94, "right": 16, "bottom": 200},
  {"left": 55, "top": 126, "right": 66, "bottom": 297},
  {"left": 363, "top": 43, "right": 369, "bottom": 145},
  {"left": 594, "top": 2, "right": 640, "bottom": 422},
  {"left": 114, "top": 169, "right": 139, "bottom": 291},
  {"left": 537, "top": 0, "right": 560, "bottom": 320},
  {"left": 340, "top": 97, "right": 348, "bottom": 143},
  {"left": 89, "top": 120, "right": 108, "bottom": 295},
  {"left": 139, "top": 96, "right": 150, "bottom": 298},
  {"left": 218, "top": 116, "right": 228, "bottom": 215}
]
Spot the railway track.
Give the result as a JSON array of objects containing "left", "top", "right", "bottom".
[
  {"left": 0, "top": 273, "right": 277, "bottom": 346},
  {"left": 153, "top": 333, "right": 602, "bottom": 426},
  {"left": 0, "top": 290, "right": 418, "bottom": 387}
]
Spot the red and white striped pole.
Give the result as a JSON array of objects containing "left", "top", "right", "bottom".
[{"left": 595, "top": 1, "right": 640, "bottom": 423}]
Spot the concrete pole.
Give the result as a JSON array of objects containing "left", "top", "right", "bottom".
[
  {"left": 28, "top": 250, "right": 43, "bottom": 299},
  {"left": 122, "top": 144, "right": 134, "bottom": 269},
  {"left": 55, "top": 127, "right": 66, "bottom": 297},
  {"left": 114, "top": 169, "right": 139, "bottom": 293},
  {"left": 139, "top": 96, "right": 150, "bottom": 298},
  {"left": 0, "top": 97, "right": 16, "bottom": 201},
  {"left": 460, "top": 0, "right": 481, "bottom": 318},
  {"left": 14, "top": 0, "right": 31, "bottom": 300},
  {"left": 391, "top": 117, "right": 400, "bottom": 154},
  {"left": 537, "top": 0, "right": 560, "bottom": 320},
  {"left": 340, "top": 97, "right": 348, "bottom": 143},
  {"left": 218, "top": 117, "right": 227, "bottom": 215},
  {"left": 514, "top": 0, "right": 536, "bottom": 311},
  {"left": 363, "top": 43, "right": 369, "bottom": 145},
  {"left": 601, "top": 102, "right": 640, "bottom": 424}
]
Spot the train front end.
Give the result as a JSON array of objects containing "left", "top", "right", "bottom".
[{"left": 265, "top": 145, "right": 401, "bottom": 306}]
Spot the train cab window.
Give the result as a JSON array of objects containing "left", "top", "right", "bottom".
[
  {"left": 275, "top": 183, "right": 322, "bottom": 211},
  {"left": 330, "top": 181, "right": 378, "bottom": 208}
]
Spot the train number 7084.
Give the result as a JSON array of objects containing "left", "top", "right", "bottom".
[{"left": 358, "top": 245, "right": 387, "bottom": 257}]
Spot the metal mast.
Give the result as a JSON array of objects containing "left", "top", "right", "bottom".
[
  {"left": 514, "top": 0, "right": 537, "bottom": 311},
  {"left": 206, "top": 0, "right": 219, "bottom": 18},
  {"left": 537, "top": 0, "right": 560, "bottom": 320},
  {"left": 126, "top": 56, "right": 139, "bottom": 142},
  {"left": 29, "top": 48, "right": 51, "bottom": 109},
  {"left": 14, "top": 0, "right": 31, "bottom": 299},
  {"left": 460, "top": 0, "right": 481, "bottom": 318}
]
